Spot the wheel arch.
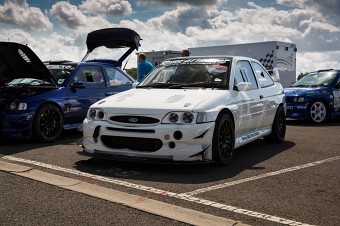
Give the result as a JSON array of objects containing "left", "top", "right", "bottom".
[
  {"left": 34, "top": 101, "right": 64, "bottom": 119},
  {"left": 217, "top": 108, "right": 235, "bottom": 129}
]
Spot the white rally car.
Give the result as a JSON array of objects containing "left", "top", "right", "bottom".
[{"left": 80, "top": 56, "right": 286, "bottom": 165}]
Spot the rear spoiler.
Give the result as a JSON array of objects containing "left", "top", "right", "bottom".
[{"left": 82, "top": 28, "right": 141, "bottom": 66}]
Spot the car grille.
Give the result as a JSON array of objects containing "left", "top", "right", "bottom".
[
  {"left": 101, "top": 135, "right": 163, "bottom": 152},
  {"left": 109, "top": 115, "right": 159, "bottom": 124},
  {"left": 285, "top": 97, "right": 294, "bottom": 102}
]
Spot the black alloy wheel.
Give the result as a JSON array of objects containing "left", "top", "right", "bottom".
[
  {"left": 33, "top": 104, "right": 63, "bottom": 142},
  {"left": 264, "top": 105, "right": 286, "bottom": 143},
  {"left": 212, "top": 113, "right": 235, "bottom": 165}
]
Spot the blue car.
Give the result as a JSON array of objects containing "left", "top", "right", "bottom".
[
  {"left": 0, "top": 28, "right": 140, "bottom": 142},
  {"left": 284, "top": 69, "right": 340, "bottom": 123}
]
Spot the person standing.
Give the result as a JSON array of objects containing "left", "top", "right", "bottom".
[
  {"left": 137, "top": 53, "right": 153, "bottom": 82},
  {"left": 181, "top": 49, "right": 190, "bottom": 57}
]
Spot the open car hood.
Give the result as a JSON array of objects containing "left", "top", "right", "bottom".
[
  {"left": 82, "top": 28, "right": 141, "bottom": 67},
  {"left": 0, "top": 42, "right": 57, "bottom": 86}
]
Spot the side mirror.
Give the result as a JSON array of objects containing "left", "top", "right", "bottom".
[
  {"left": 132, "top": 82, "right": 139, "bottom": 88},
  {"left": 271, "top": 68, "right": 280, "bottom": 82},
  {"left": 70, "top": 82, "right": 86, "bottom": 89},
  {"left": 236, "top": 82, "right": 252, "bottom": 91}
]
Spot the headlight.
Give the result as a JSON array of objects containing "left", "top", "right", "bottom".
[
  {"left": 169, "top": 113, "right": 179, "bottom": 123},
  {"left": 163, "top": 112, "right": 194, "bottom": 124},
  {"left": 196, "top": 112, "right": 207, "bottom": 123},
  {"left": 294, "top": 97, "right": 305, "bottom": 102},
  {"left": 87, "top": 108, "right": 106, "bottom": 121},
  {"left": 8, "top": 102, "right": 27, "bottom": 111},
  {"left": 182, "top": 112, "right": 194, "bottom": 123},
  {"left": 9, "top": 102, "right": 16, "bottom": 111}
]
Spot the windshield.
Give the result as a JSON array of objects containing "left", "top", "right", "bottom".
[
  {"left": 137, "top": 58, "right": 230, "bottom": 89},
  {"left": 47, "top": 64, "right": 76, "bottom": 86},
  {"left": 292, "top": 71, "right": 337, "bottom": 87},
  {"left": 7, "top": 78, "right": 54, "bottom": 87}
]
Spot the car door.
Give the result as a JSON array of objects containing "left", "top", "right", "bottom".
[
  {"left": 64, "top": 65, "right": 107, "bottom": 125},
  {"left": 232, "top": 60, "right": 263, "bottom": 137},
  {"left": 103, "top": 66, "right": 134, "bottom": 96},
  {"left": 251, "top": 61, "right": 276, "bottom": 128},
  {"left": 332, "top": 74, "right": 340, "bottom": 112}
]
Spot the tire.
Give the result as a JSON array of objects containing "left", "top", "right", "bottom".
[
  {"left": 308, "top": 100, "right": 328, "bottom": 123},
  {"left": 264, "top": 105, "right": 286, "bottom": 143},
  {"left": 32, "top": 104, "right": 63, "bottom": 142},
  {"left": 212, "top": 113, "right": 235, "bottom": 165}
]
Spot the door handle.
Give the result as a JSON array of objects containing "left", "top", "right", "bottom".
[{"left": 259, "top": 95, "right": 264, "bottom": 99}]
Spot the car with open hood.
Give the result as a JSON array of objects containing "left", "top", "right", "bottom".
[
  {"left": 80, "top": 56, "right": 286, "bottom": 165},
  {"left": 0, "top": 28, "right": 140, "bottom": 142},
  {"left": 284, "top": 69, "right": 340, "bottom": 123}
]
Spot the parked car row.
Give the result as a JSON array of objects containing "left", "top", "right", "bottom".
[{"left": 1, "top": 27, "right": 339, "bottom": 165}]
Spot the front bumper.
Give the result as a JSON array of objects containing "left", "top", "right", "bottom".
[
  {"left": 285, "top": 102, "right": 308, "bottom": 119},
  {"left": 0, "top": 110, "right": 35, "bottom": 139},
  {"left": 82, "top": 118, "right": 215, "bottom": 162}
]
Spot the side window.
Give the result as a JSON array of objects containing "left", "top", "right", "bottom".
[
  {"left": 235, "top": 61, "right": 258, "bottom": 90},
  {"left": 252, "top": 62, "right": 274, "bottom": 88},
  {"left": 104, "top": 67, "right": 132, "bottom": 87},
  {"left": 73, "top": 66, "right": 105, "bottom": 88}
]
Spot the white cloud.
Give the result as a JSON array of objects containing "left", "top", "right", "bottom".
[
  {"left": 50, "top": 1, "right": 113, "bottom": 33},
  {"left": 0, "top": 0, "right": 52, "bottom": 31},
  {"left": 297, "top": 51, "right": 340, "bottom": 72},
  {"left": 136, "top": 0, "right": 222, "bottom": 6},
  {"left": 0, "top": 29, "right": 84, "bottom": 62},
  {"left": 79, "top": 0, "right": 132, "bottom": 16}
]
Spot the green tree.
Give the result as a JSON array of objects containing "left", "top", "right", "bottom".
[
  {"left": 297, "top": 72, "right": 309, "bottom": 81},
  {"left": 125, "top": 68, "right": 137, "bottom": 80}
]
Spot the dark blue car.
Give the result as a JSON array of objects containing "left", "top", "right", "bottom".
[
  {"left": 0, "top": 28, "right": 140, "bottom": 142},
  {"left": 284, "top": 69, "right": 340, "bottom": 123}
]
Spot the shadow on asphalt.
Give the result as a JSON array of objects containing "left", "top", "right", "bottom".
[
  {"left": 0, "top": 130, "right": 83, "bottom": 155},
  {"left": 74, "top": 139, "right": 295, "bottom": 184},
  {"left": 286, "top": 117, "right": 340, "bottom": 127}
]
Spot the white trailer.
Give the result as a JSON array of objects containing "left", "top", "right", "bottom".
[{"left": 189, "top": 41, "right": 297, "bottom": 88}]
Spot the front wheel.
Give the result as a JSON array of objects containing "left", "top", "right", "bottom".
[
  {"left": 212, "top": 113, "right": 235, "bottom": 165},
  {"left": 308, "top": 100, "right": 328, "bottom": 123},
  {"left": 264, "top": 105, "right": 286, "bottom": 143},
  {"left": 32, "top": 104, "right": 63, "bottom": 142}
]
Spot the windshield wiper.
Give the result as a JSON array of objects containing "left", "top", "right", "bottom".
[
  {"left": 291, "top": 85, "right": 307, "bottom": 87},
  {"left": 169, "top": 82, "right": 213, "bottom": 89},
  {"left": 137, "top": 82, "right": 181, "bottom": 88}
]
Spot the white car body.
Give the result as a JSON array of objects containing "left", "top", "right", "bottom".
[{"left": 81, "top": 56, "right": 286, "bottom": 165}]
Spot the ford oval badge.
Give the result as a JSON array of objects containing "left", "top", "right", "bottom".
[{"left": 129, "top": 117, "right": 138, "bottom": 123}]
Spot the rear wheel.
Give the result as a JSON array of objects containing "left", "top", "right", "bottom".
[
  {"left": 212, "top": 113, "right": 235, "bottom": 165},
  {"left": 308, "top": 100, "right": 328, "bottom": 123},
  {"left": 264, "top": 105, "right": 286, "bottom": 143},
  {"left": 33, "top": 104, "right": 63, "bottom": 142}
]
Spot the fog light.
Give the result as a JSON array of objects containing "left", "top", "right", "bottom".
[
  {"left": 169, "top": 142, "right": 176, "bottom": 149},
  {"left": 173, "top": 131, "right": 183, "bottom": 140}
]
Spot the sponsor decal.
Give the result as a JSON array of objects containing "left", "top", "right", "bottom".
[
  {"left": 161, "top": 59, "right": 228, "bottom": 66},
  {"left": 241, "top": 131, "right": 260, "bottom": 141}
]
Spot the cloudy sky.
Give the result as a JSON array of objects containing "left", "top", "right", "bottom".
[{"left": 0, "top": 0, "right": 339, "bottom": 74}]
